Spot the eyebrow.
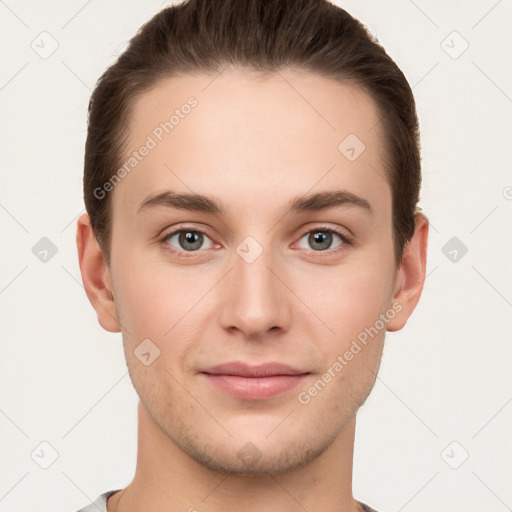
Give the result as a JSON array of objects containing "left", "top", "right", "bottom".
[{"left": 137, "top": 189, "right": 373, "bottom": 217}]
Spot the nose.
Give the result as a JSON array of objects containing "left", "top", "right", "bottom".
[{"left": 218, "top": 243, "right": 292, "bottom": 339}]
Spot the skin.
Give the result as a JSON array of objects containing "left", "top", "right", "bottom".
[{"left": 76, "top": 67, "right": 429, "bottom": 512}]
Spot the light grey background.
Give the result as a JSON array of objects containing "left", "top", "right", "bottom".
[{"left": 0, "top": 1, "right": 511, "bottom": 511}]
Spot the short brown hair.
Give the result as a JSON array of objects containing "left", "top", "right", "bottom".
[{"left": 84, "top": 0, "right": 422, "bottom": 268}]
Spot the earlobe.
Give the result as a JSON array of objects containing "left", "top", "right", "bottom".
[
  {"left": 76, "top": 212, "right": 121, "bottom": 333},
  {"left": 386, "top": 213, "right": 429, "bottom": 332}
]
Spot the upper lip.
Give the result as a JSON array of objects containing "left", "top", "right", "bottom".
[{"left": 201, "top": 362, "right": 309, "bottom": 378}]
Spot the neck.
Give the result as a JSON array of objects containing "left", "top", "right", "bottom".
[{"left": 108, "top": 401, "right": 362, "bottom": 512}]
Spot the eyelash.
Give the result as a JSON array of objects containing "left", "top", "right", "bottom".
[{"left": 159, "top": 225, "right": 353, "bottom": 259}]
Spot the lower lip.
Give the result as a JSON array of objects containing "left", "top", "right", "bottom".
[{"left": 202, "top": 373, "right": 308, "bottom": 400}]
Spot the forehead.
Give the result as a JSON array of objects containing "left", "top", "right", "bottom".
[{"left": 113, "top": 68, "right": 390, "bottom": 221}]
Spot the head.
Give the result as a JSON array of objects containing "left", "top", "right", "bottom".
[{"left": 77, "top": 0, "right": 428, "bottom": 476}]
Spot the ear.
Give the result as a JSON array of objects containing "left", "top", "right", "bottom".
[
  {"left": 386, "top": 212, "right": 429, "bottom": 332},
  {"left": 76, "top": 212, "right": 120, "bottom": 333}
]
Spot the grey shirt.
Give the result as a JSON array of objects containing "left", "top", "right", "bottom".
[{"left": 74, "top": 490, "right": 380, "bottom": 512}]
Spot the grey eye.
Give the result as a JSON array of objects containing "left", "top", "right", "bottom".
[
  {"left": 165, "top": 230, "right": 214, "bottom": 251},
  {"left": 296, "top": 230, "right": 344, "bottom": 251}
]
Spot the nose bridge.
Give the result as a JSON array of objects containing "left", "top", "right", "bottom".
[{"left": 219, "top": 235, "right": 290, "bottom": 336}]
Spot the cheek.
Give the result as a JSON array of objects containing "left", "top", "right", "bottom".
[
  {"left": 111, "top": 257, "right": 179, "bottom": 341},
  {"left": 112, "top": 257, "right": 212, "bottom": 368},
  {"left": 306, "top": 260, "right": 392, "bottom": 343},
  {"left": 303, "top": 268, "right": 388, "bottom": 403}
]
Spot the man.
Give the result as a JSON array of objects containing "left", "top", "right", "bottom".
[{"left": 75, "top": 1, "right": 429, "bottom": 510}]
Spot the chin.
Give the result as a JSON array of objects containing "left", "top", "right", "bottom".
[{"left": 188, "top": 441, "right": 328, "bottom": 477}]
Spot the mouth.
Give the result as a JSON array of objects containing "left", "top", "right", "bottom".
[{"left": 199, "top": 361, "right": 310, "bottom": 400}]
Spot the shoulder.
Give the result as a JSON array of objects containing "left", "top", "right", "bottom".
[
  {"left": 73, "top": 489, "right": 121, "bottom": 512},
  {"left": 358, "top": 501, "right": 381, "bottom": 512}
]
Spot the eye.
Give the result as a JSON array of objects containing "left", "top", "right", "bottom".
[
  {"left": 295, "top": 227, "right": 351, "bottom": 254},
  {"left": 159, "top": 225, "right": 352, "bottom": 259},
  {"left": 162, "top": 228, "right": 216, "bottom": 255}
]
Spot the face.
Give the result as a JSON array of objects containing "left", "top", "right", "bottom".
[{"left": 103, "top": 68, "right": 404, "bottom": 475}]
